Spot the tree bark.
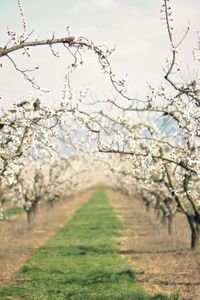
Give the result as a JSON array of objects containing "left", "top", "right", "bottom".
[
  {"left": 167, "top": 215, "right": 173, "bottom": 235},
  {"left": 186, "top": 215, "right": 200, "bottom": 250}
]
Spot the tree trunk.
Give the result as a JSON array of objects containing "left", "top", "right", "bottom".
[
  {"left": 32, "top": 200, "right": 38, "bottom": 216},
  {"left": 26, "top": 210, "right": 32, "bottom": 224},
  {"left": 167, "top": 215, "right": 173, "bottom": 235},
  {"left": 155, "top": 208, "right": 160, "bottom": 219},
  {"left": 145, "top": 202, "right": 150, "bottom": 212},
  {"left": 186, "top": 215, "right": 200, "bottom": 250},
  {"left": 191, "top": 226, "right": 200, "bottom": 250}
]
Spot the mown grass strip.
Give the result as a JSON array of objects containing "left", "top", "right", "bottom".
[{"left": 0, "top": 187, "right": 178, "bottom": 300}]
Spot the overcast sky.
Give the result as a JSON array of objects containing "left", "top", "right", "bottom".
[{"left": 0, "top": 0, "right": 199, "bottom": 107}]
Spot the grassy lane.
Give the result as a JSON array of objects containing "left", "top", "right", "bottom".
[{"left": 0, "top": 188, "right": 177, "bottom": 300}]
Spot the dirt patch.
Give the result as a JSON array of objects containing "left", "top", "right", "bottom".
[
  {"left": 108, "top": 190, "right": 200, "bottom": 300},
  {"left": 0, "top": 189, "right": 93, "bottom": 287}
]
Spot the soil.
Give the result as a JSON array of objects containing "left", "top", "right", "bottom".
[
  {"left": 0, "top": 189, "right": 93, "bottom": 287},
  {"left": 1, "top": 188, "right": 200, "bottom": 300},
  {"left": 108, "top": 190, "right": 200, "bottom": 300}
]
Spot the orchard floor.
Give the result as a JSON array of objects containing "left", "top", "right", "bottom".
[
  {"left": 108, "top": 190, "right": 200, "bottom": 300},
  {"left": 0, "top": 190, "right": 92, "bottom": 287},
  {"left": 0, "top": 188, "right": 199, "bottom": 299},
  {"left": 0, "top": 187, "right": 172, "bottom": 300}
]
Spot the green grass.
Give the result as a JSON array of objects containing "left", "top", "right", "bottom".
[
  {"left": 0, "top": 188, "right": 178, "bottom": 300},
  {"left": 0, "top": 207, "right": 24, "bottom": 221}
]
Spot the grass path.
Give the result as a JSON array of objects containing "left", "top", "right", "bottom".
[
  {"left": 0, "top": 191, "right": 91, "bottom": 287},
  {"left": 0, "top": 187, "right": 176, "bottom": 300}
]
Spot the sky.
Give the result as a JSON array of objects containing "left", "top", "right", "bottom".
[{"left": 0, "top": 0, "right": 199, "bottom": 107}]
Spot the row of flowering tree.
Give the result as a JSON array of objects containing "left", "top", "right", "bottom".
[
  {"left": 0, "top": 0, "right": 199, "bottom": 250},
  {"left": 0, "top": 94, "right": 112, "bottom": 222},
  {"left": 71, "top": 0, "right": 200, "bottom": 249},
  {"left": 0, "top": 1, "right": 116, "bottom": 221}
]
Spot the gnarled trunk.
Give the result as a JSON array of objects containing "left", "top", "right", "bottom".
[{"left": 186, "top": 215, "right": 200, "bottom": 250}]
